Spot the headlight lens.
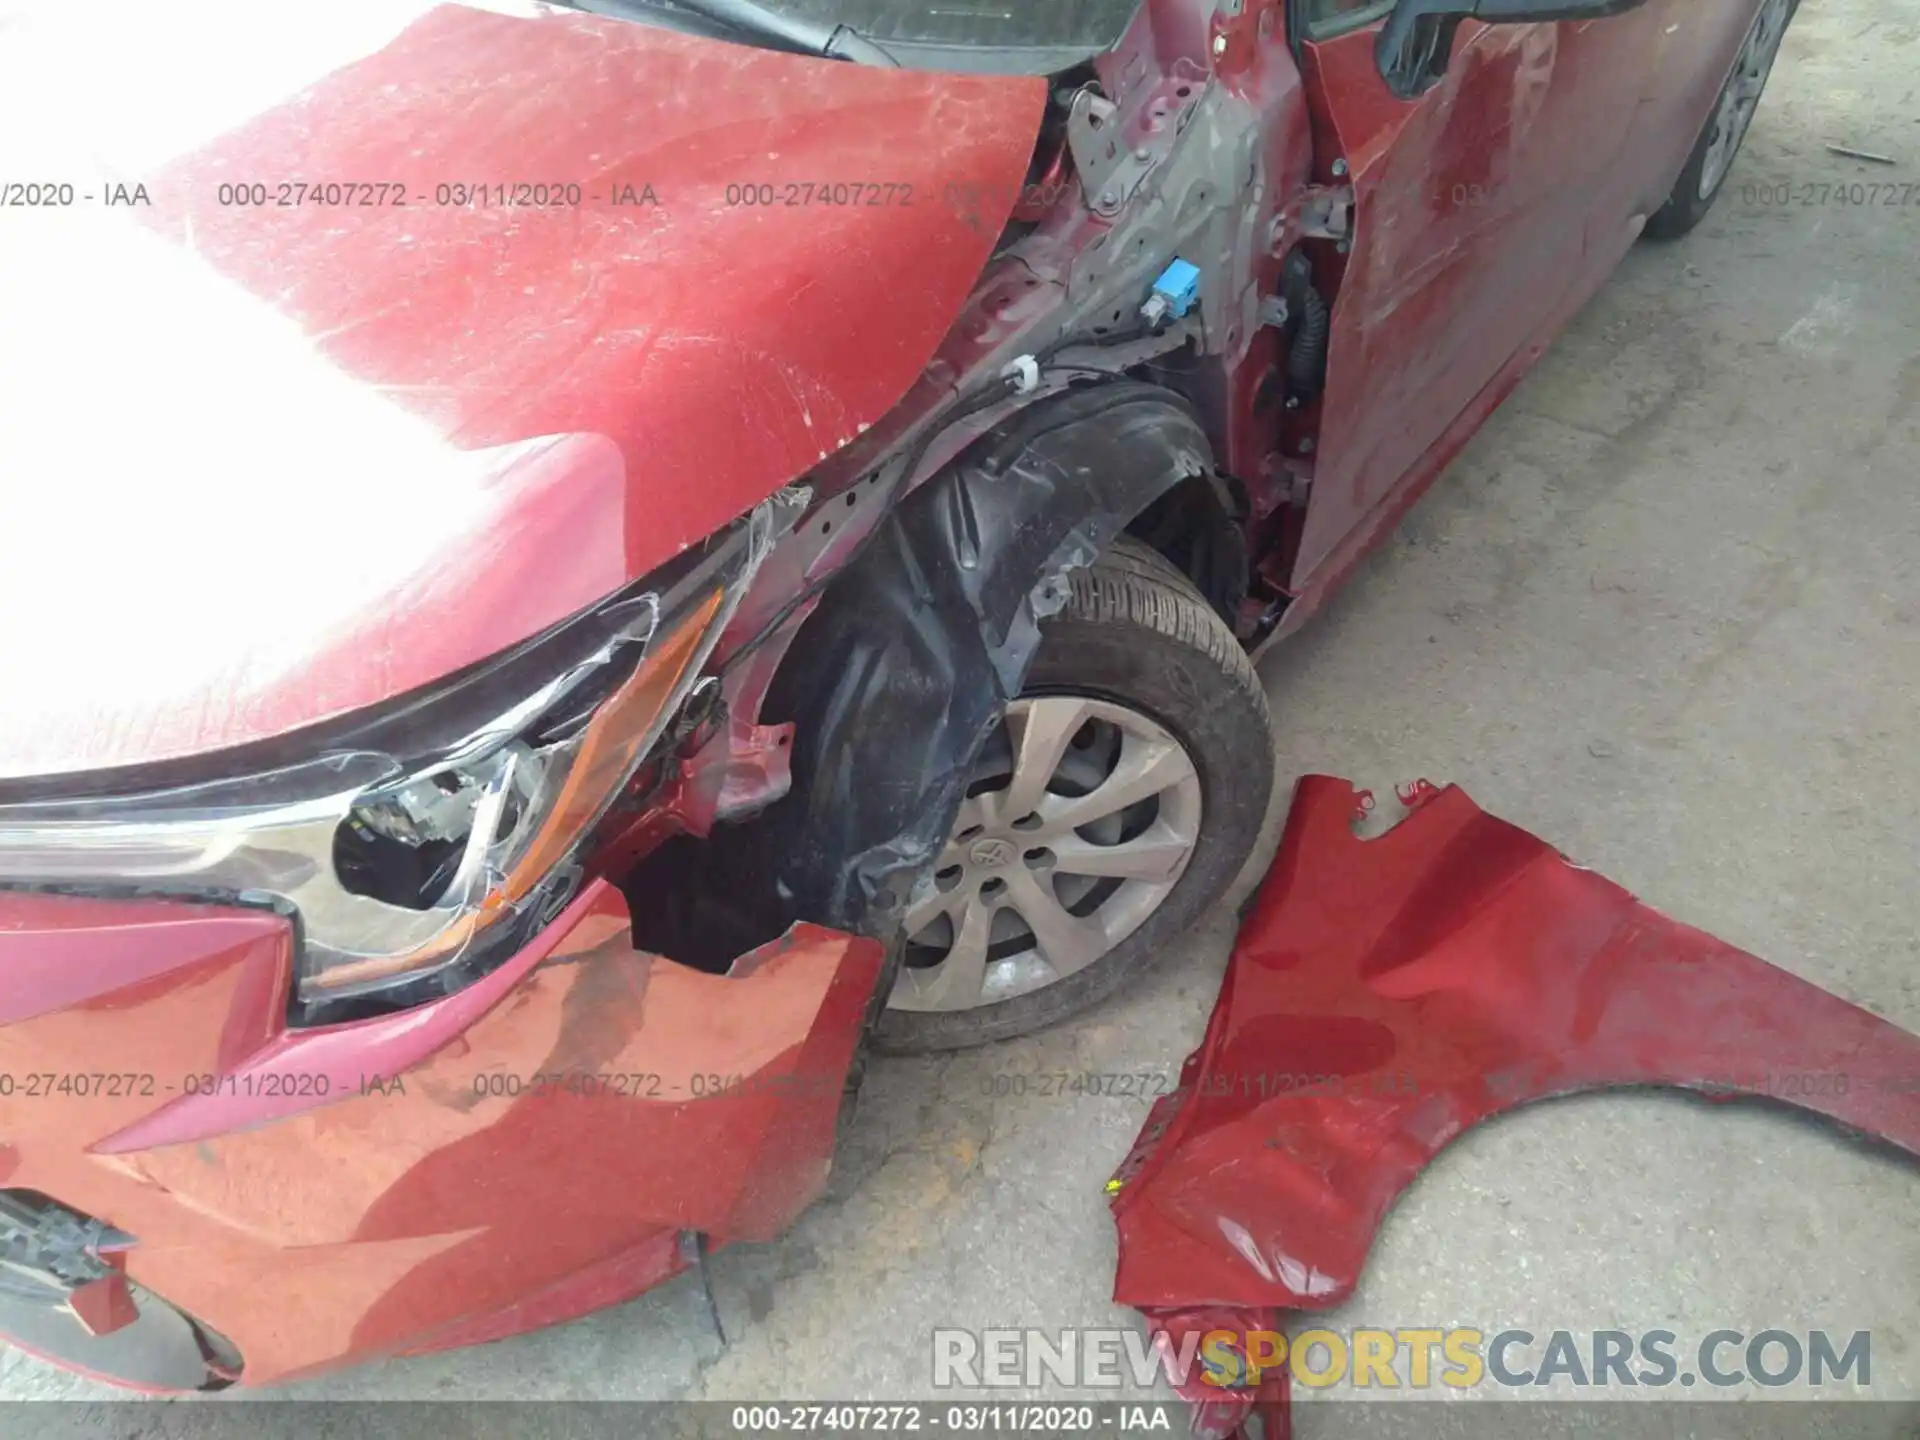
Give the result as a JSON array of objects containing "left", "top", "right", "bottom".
[{"left": 0, "top": 494, "right": 794, "bottom": 1012}]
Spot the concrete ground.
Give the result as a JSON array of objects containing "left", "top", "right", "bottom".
[{"left": 5, "top": 0, "right": 1916, "bottom": 1427}]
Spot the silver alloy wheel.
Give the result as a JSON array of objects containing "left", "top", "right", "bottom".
[
  {"left": 1698, "top": 0, "right": 1794, "bottom": 199},
  {"left": 889, "top": 695, "right": 1203, "bottom": 1013}
]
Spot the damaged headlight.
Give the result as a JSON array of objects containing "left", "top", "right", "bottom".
[{"left": 0, "top": 495, "right": 794, "bottom": 1016}]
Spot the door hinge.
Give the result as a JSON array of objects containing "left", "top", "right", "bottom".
[
  {"left": 1271, "top": 183, "right": 1354, "bottom": 249},
  {"left": 1066, "top": 88, "right": 1157, "bottom": 217}
]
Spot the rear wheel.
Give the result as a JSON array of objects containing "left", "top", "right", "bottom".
[
  {"left": 1644, "top": 0, "right": 1797, "bottom": 240},
  {"left": 873, "top": 540, "right": 1273, "bottom": 1053}
]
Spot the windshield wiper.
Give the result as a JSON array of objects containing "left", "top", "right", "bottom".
[{"left": 567, "top": 0, "right": 898, "bottom": 63}]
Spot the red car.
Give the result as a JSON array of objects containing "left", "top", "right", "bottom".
[{"left": 0, "top": 0, "right": 1794, "bottom": 1389}]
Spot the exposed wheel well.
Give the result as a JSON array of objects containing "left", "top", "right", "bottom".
[
  {"left": 623, "top": 383, "right": 1251, "bottom": 977},
  {"left": 1122, "top": 471, "right": 1247, "bottom": 626}
]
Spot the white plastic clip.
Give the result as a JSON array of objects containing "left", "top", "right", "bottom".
[{"left": 1000, "top": 354, "right": 1041, "bottom": 393}]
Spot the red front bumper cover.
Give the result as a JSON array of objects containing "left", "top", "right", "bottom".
[{"left": 0, "top": 881, "right": 881, "bottom": 1387}]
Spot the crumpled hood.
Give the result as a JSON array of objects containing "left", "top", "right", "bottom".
[{"left": 0, "top": 0, "right": 1043, "bottom": 782}]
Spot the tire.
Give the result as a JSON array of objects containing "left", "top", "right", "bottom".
[
  {"left": 872, "top": 538, "right": 1274, "bottom": 1053},
  {"left": 1644, "top": 0, "right": 1797, "bottom": 240}
]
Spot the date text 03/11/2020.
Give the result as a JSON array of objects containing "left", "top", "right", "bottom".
[
  {"left": 209, "top": 182, "right": 653, "bottom": 208},
  {"left": 725, "top": 1403, "right": 1177, "bottom": 1433},
  {"left": 0, "top": 1070, "right": 845, "bottom": 1101}
]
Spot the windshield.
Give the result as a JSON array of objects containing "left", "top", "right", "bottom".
[
  {"left": 583, "top": 0, "right": 1147, "bottom": 73},
  {"left": 760, "top": 0, "right": 1142, "bottom": 67}
]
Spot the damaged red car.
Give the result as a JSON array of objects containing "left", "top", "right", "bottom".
[{"left": 0, "top": 0, "right": 1800, "bottom": 1390}]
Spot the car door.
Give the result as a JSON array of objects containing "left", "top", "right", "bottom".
[
  {"left": 1609, "top": 0, "right": 1776, "bottom": 230},
  {"left": 1281, "top": 0, "right": 1684, "bottom": 588}
]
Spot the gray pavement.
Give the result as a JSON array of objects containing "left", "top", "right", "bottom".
[{"left": 4, "top": 0, "right": 1916, "bottom": 1425}]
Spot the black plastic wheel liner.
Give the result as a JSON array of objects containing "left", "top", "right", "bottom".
[{"left": 756, "top": 382, "right": 1217, "bottom": 963}]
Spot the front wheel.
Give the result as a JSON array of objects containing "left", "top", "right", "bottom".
[
  {"left": 1644, "top": 0, "right": 1797, "bottom": 240},
  {"left": 872, "top": 539, "right": 1274, "bottom": 1053}
]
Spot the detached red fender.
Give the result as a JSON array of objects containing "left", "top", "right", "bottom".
[{"left": 1109, "top": 776, "right": 1920, "bottom": 1435}]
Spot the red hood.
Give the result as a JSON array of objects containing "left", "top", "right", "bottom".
[{"left": 0, "top": 1, "right": 1043, "bottom": 781}]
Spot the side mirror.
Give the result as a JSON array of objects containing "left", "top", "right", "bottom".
[{"left": 1376, "top": 0, "right": 1650, "bottom": 100}]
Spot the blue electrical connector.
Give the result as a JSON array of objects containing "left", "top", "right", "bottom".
[{"left": 1149, "top": 258, "right": 1202, "bottom": 318}]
